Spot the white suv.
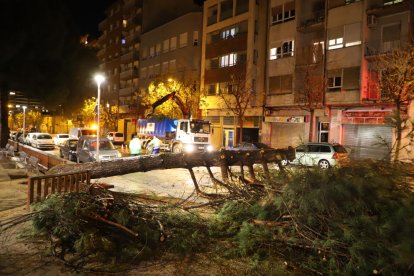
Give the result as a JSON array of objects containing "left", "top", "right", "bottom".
[
  {"left": 53, "top": 133, "right": 70, "bottom": 145},
  {"left": 31, "top": 133, "right": 55, "bottom": 150},
  {"left": 290, "top": 143, "right": 349, "bottom": 170}
]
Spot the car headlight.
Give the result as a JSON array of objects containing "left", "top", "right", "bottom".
[
  {"left": 184, "top": 144, "right": 195, "bottom": 153},
  {"left": 206, "top": 145, "right": 214, "bottom": 152}
]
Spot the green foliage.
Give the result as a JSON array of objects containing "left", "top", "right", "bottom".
[{"left": 214, "top": 162, "right": 414, "bottom": 275}]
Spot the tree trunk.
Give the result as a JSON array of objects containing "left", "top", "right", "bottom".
[
  {"left": 308, "top": 109, "right": 315, "bottom": 142},
  {"left": 394, "top": 103, "right": 402, "bottom": 161},
  {"left": 238, "top": 115, "right": 244, "bottom": 143},
  {"left": 47, "top": 148, "right": 296, "bottom": 179}
]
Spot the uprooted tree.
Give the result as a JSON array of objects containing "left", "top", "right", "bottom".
[{"left": 48, "top": 148, "right": 296, "bottom": 197}]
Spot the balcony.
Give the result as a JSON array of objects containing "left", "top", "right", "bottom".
[
  {"left": 120, "top": 68, "right": 139, "bottom": 80},
  {"left": 367, "top": 0, "right": 409, "bottom": 16},
  {"left": 365, "top": 40, "right": 402, "bottom": 57},
  {"left": 206, "top": 32, "right": 248, "bottom": 59},
  {"left": 120, "top": 51, "right": 139, "bottom": 63},
  {"left": 119, "top": 87, "right": 136, "bottom": 97},
  {"left": 204, "top": 62, "right": 246, "bottom": 84},
  {"left": 298, "top": 10, "right": 325, "bottom": 32}
]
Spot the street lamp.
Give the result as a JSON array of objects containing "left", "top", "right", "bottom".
[
  {"left": 94, "top": 74, "right": 105, "bottom": 162},
  {"left": 22, "top": 106, "right": 27, "bottom": 139}
]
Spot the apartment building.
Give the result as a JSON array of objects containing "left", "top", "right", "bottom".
[
  {"left": 139, "top": 12, "right": 203, "bottom": 99},
  {"left": 97, "top": 0, "right": 143, "bottom": 140},
  {"left": 262, "top": 0, "right": 413, "bottom": 160},
  {"left": 200, "top": 0, "right": 268, "bottom": 148}
]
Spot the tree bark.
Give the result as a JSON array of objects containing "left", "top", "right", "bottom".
[{"left": 47, "top": 148, "right": 296, "bottom": 179}]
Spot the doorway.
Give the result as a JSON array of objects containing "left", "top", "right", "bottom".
[
  {"left": 223, "top": 128, "right": 234, "bottom": 148},
  {"left": 318, "top": 122, "right": 329, "bottom": 142}
]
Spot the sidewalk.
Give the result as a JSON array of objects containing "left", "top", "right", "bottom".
[{"left": 0, "top": 156, "right": 29, "bottom": 218}]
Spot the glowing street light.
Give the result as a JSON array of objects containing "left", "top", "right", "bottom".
[
  {"left": 94, "top": 74, "right": 105, "bottom": 162},
  {"left": 22, "top": 106, "right": 27, "bottom": 138}
]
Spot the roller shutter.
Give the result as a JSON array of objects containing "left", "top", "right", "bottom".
[
  {"left": 271, "top": 123, "right": 305, "bottom": 148},
  {"left": 343, "top": 124, "right": 393, "bottom": 160}
]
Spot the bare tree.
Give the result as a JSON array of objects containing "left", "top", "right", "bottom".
[
  {"left": 295, "top": 65, "right": 325, "bottom": 142},
  {"left": 375, "top": 44, "right": 414, "bottom": 161},
  {"left": 218, "top": 73, "right": 253, "bottom": 143}
]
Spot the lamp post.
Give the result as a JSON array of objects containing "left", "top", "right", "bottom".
[
  {"left": 94, "top": 74, "right": 105, "bottom": 162},
  {"left": 22, "top": 106, "right": 27, "bottom": 139}
]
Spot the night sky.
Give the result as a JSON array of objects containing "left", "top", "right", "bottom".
[{"left": 67, "top": 0, "right": 115, "bottom": 38}]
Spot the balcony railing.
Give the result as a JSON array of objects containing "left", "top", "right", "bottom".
[
  {"left": 298, "top": 10, "right": 325, "bottom": 30},
  {"left": 121, "top": 51, "right": 139, "bottom": 62},
  {"left": 365, "top": 40, "right": 402, "bottom": 57},
  {"left": 120, "top": 68, "right": 139, "bottom": 80}
]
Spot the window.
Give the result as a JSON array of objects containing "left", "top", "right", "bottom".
[
  {"left": 343, "top": 66, "right": 360, "bottom": 90},
  {"left": 163, "top": 39, "right": 169, "bottom": 53},
  {"left": 140, "top": 67, "right": 147, "bottom": 78},
  {"left": 270, "top": 40, "right": 294, "bottom": 60},
  {"left": 148, "top": 66, "right": 154, "bottom": 77},
  {"left": 384, "top": 0, "right": 403, "bottom": 6},
  {"left": 344, "top": 22, "right": 361, "bottom": 47},
  {"left": 193, "top": 31, "right": 199, "bottom": 46},
  {"left": 271, "top": 1, "right": 295, "bottom": 25},
  {"left": 328, "top": 26, "right": 343, "bottom": 50},
  {"left": 122, "top": 19, "right": 127, "bottom": 28},
  {"left": 328, "top": 70, "right": 342, "bottom": 90},
  {"left": 121, "top": 38, "right": 126, "bottom": 45},
  {"left": 170, "top": 36, "right": 177, "bottom": 50},
  {"left": 220, "top": 53, "right": 237, "bottom": 67},
  {"left": 179, "top": 32, "right": 188, "bottom": 47},
  {"left": 162, "top": 61, "right": 168, "bottom": 74},
  {"left": 207, "top": 5, "right": 218, "bottom": 25},
  {"left": 169, "top": 59, "right": 176, "bottom": 72},
  {"left": 154, "top": 64, "right": 160, "bottom": 76},
  {"left": 142, "top": 48, "right": 148, "bottom": 59},
  {"left": 156, "top": 43, "right": 161, "bottom": 55},
  {"left": 207, "top": 84, "right": 217, "bottom": 95},
  {"left": 220, "top": 0, "right": 233, "bottom": 21},
  {"left": 269, "top": 75, "right": 293, "bottom": 94},
  {"left": 149, "top": 46, "right": 155, "bottom": 57},
  {"left": 221, "top": 27, "right": 237, "bottom": 39},
  {"left": 382, "top": 24, "right": 401, "bottom": 52}
]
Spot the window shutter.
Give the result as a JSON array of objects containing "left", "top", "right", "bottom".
[{"left": 344, "top": 22, "right": 361, "bottom": 45}]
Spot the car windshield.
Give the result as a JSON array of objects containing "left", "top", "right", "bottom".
[
  {"left": 190, "top": 122, "right": 210, "bottom": 134},
  {"left": 83, "top": 129, "right": 97, "bottom": 136},
  {"left": 59, "top": 134, "right": 69, "bottom": 138},
  {"left": 38, "top": 134, "right": 52, "bottom": 139},
  {"left": 115, "top": 133, "right": 123, "bottom": 137},
  {"left": 89, "top": 140, "right": 114, "bottom": 150},
  {"left": 68, "top": 140, "right": 78, "bottom": 147},
  {"left": 333, "top": 145, "right": 347, "bottom": 153}
]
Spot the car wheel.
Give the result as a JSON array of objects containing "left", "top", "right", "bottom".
[
  {"left": 172, "top": 144, "right": 183, "bottom": 153},
  {"left": 280, "top": 159, "right": 289, "bottom": 167},
  {"left": 318, "top": 159, "right": 330, "bottom": 170}
]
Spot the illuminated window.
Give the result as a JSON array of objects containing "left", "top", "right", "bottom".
[
  {"left": 122, "top": 20, "right": 127, "bottom": 28},
  {"left": 163, "top": 39, "right": 169, "bottom": 53},
  {"left": 269, "top": 40, "right": 294, "bottom": 60},
  {"left": 221, "top": 27, "right": 237, "bottom": 39},
  {"left": 179, "top": 32, "right": 188, "bottom": 48},
  {"left": 219, "top": 53, "right": 237, "bottom": 67},
  {"left": 170, "top": 36, "right": 177, "bottom": 50},
  {"left": 121, "top": 38, "right": 126, "bottom": 45},
  {"left": 328, "top": 70, "right": 342, "bottom": 90}
]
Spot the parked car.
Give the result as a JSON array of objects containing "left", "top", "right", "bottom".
[
  {"left": 17, "top": 132, "right": 29, "bottom": 144},
  {"left": 30, "top": 133, "right": 55, "bottom": 150},
  {"left": 54, "top": 133, "right": 70, "bottom": 145},
  {"left": 25, "top": 132, "right": 39, "bottom": 146},
  {"left": 107, "top": 132, "right": 125, "bottom": 145},
  {"left": 9, "top": 131, "right": 17, "bottom": 140},
  {"left": 59, "top": 138, "right": 78, "bottom": 162},
  {"left": 290, "top": 143, "right": 349, "bottom": 170},
  {"left": 231, "top": 142, "right": 272, "bottom": 150},
  {"left": 76, "top": 136, "right": 121, "bottom": 163}
]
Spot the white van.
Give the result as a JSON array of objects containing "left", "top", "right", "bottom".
[
  {"left": 107, "top": 132, "right": 125, "bottom": 145},
  {"left": 69, "top": 128, "right": 97, "bottom": 139}
]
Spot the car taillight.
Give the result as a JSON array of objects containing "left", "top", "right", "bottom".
[{"left": 332, "top": 152, "right": 338, "bottom": 160}]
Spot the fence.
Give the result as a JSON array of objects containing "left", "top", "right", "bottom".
[{"left": 27, "top": 170, "right": 90, "bottom": 206}]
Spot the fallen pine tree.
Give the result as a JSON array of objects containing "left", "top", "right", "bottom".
[
  {"left": 31, "top": 161, "right": 414, "bottom": 274},
  {"left": 47, "top": 148, "right": 295, "bottom": 196}
]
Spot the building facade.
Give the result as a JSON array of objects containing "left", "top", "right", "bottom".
[
  {"left": 262, "top": 0, "right": 413, "bottom": 160},
  {"left": 200, "top": 0, "right": 268, "bottom": 148},
  {"left": 139, "top": 12, "right": 203, "bottom": 95}
]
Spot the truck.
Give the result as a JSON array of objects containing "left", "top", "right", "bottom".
[{"left": 138, "top": 91, "right": 213, "bottom": 153}]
